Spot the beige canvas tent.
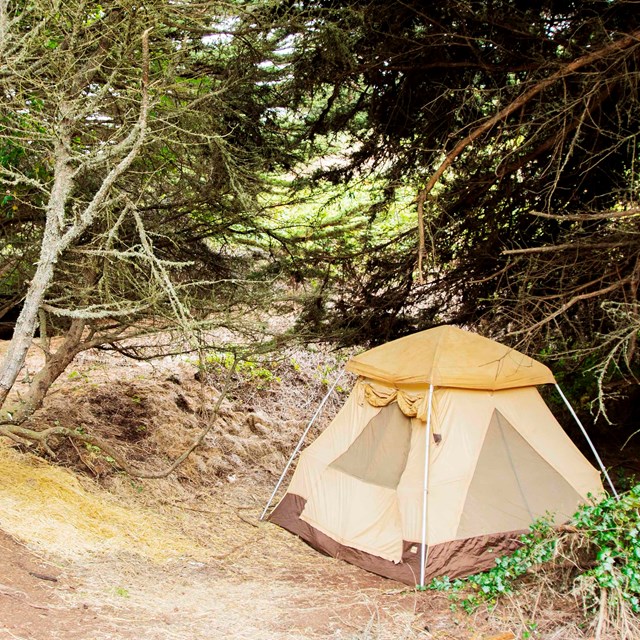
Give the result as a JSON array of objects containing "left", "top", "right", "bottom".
[{"left": 266, "top": 326, "right": 609, "bottom": 586}]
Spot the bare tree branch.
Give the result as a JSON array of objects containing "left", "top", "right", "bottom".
[
  {"left": 503, "top": 241, "right": 631, "bottom": 256},
  {"left": 507, "top": 280, "right": 630, "bottom": 336},
  {"left": 530, "top": 208, "right": 640, "bottom": 221}
]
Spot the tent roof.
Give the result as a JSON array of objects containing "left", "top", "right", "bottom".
[{"left": 346, "top": 325, "right": 555, "bottom": 390}]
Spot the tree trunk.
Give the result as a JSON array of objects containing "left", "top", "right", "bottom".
[
  {"left": 0, "top": 150, "right": 72, "bottom": 413},
  {"left": 11, "top": 318, "right": 86, "bottom": 422}
]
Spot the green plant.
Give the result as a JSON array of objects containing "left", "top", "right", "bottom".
[
  {"left": 82, "top": 441, "right": 116, "bottom": 466},
  {"left": 201, "top": 352, "right": 281, "bottom": 387},
  {"left": 428, "top": 485, "right": 640, "bottom": 630},
  {"left": 572, "top": 485, "right": 640, "bottom": 614},
  {"left": 129, "top": 480, "right": 144, "bottom": 493},
  {"left": 426, "top": 516, "right": 557, "bottom": 610},
  {"left": 614, "top": 467, "right": 638, "bottom": 493},
  {"left": 316, "top": 363, "right": 338, "bottom": 386}
]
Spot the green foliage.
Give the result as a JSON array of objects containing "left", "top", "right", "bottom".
[
  {"left": 428, "top": 486, "right": 640, "bottom": 617},
  {"left": 241, "top": 1, "right": 640, "bottom": 396},
  {"left": 256, "top": 177, "right": 417, "bottom": 288},
  {"left": 202, "top": 352, "right": 281, "bottom": 386},
  {"left": 426, "top": 517, "right": 557, "bottom": 612},
  {"left": 542, "top": 346, "right": 640, "bottom": 426},
  {"left": 573, "top": 486, "right": 640, "bottom": 613},
  {"left": 0, "top": 0, "right": 304, "bottom": 341},
  {"left": 315, "top": 362, "right": 340, "bottom": 387}
]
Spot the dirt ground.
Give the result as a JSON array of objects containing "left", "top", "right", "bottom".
[
  {"left": 0, "top": 339, "right": 576, "bottom": 640},
  {"left": 0, "top": 477, "right": 507, "bottom": 640}
]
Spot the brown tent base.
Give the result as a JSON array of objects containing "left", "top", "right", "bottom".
[{"left": 270, "top": 493, "right": 525, "bottom": 586}]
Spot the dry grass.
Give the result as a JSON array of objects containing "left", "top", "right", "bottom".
[
  {"left": 0, "top": 444, "right": 202, "bottom": 561},
  {"left": 469, "top": 527, "right": 640, "bottom": 640},
  {"left": 0, "top": 445, "right": 453, "bottom": 639}
]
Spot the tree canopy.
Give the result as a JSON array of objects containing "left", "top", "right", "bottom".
[
  {"left": 1, "top": 0, "right": 639, "bottom": 434},
  {"left": 0, "top": 0, "right": 298, "bottom": 421},
  {"left": 241, "top": 0, "right": 640, "bottom": 419}
]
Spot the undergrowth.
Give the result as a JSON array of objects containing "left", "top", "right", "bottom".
[{"left": 428, "top": 485, "right": 640, "bottom": 638}]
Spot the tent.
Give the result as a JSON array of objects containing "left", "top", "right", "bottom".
[{"left": 266, "top": 326, "right": 607, "bottom": 586}]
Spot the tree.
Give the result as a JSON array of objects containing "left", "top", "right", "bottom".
[
  {"left": 3, "top": 0, "right": 640, "bottom": 450},
  {"left": 247, "top": 1, "right": 640, "bottom": 415},
  {"left": 0, "top": 0, "right": 295, "bottom": 435}
]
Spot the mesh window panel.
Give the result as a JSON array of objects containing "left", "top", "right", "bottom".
[
  {"left": 330, "top": 402, "right": 412, "bottom": 489},
  {"left": 457, "top": 409, "right": 583, "bottom": 539}
]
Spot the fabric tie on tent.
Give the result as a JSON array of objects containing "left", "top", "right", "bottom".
[{"left": 362, "top": 381, "right": 437, "bottom": 433}]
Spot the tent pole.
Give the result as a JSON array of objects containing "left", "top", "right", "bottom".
[
  {"left": 419, "top": 383, "right": 434, "bottom": 588},
  {"left": 259, "top": 368, "right": 346, "bottom": 521},
  {"left": 555, "top": 383, "right": 619, "bottom": 499}
]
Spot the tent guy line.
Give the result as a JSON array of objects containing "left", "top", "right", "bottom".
[
  {"left": 554, "top": 383, "right": 619, "bottom": 499},
  {"left": 260, "top": 368, "right": 346, "bottom": 522}
]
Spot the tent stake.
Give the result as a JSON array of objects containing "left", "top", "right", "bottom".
[
  {"left": 555, "top": 384, "right": 619, "bottom": 499},
  {"left": 419, "top": 383, "right": 434, "bottom": 588},
  {"left": 259, "top": 368, "right": 346, "bottom": 521}
]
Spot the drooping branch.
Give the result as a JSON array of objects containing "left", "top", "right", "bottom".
[
  {"left": 63, "top": 28, "right": 152, "bottom": 245},
  {"left": 507, "top": 279, "right": 630, "bottom": 336},
  {"left": 414, "top": 28, "right": 640, "bottom": 277},
  {"left": 530, "top": 208, "right": 640, "bottom": 221},
  {"left": 418, "top": 29, "right": 640, "bottom": 202},
  {"left": 502, "top": 241, "right": 631, "bottom": 256}
]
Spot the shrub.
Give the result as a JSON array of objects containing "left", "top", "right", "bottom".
[{"left": 428, "top": 485, "right": 640, "bottom": 637}]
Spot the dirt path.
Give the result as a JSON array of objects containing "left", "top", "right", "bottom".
[
  {"left": 0, "top": 530, "right": 99, "bottom": 640},
  {"left": 0, "top": 479, "right": 502, "bottom": 640}
]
